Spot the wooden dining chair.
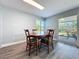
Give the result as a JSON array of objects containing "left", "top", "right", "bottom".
[
  {"left": 41, "top": 29, "right": 54, "bottom": 53},
  {"left": 24, "top": 29, "right": 38, "bottom": 56},
  {"left": 32, "top": 29, "right": 42, "bottom": 51},
  {"left": 48, "top": 29, "right": 54, "bottom": 49}
]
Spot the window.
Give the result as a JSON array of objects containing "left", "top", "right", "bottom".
[
  {"left": 59, "top": 15, "right": 77, "bottom": 36},
  {"left": 36, "top": 19, "right": 45, "bottom": 34}
]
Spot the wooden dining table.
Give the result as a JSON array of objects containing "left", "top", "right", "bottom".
[
  {"left": 27, "top": 34, "right": 51, "bottom": 44},
  {"left": 25, "top": 29, "right": 54, "bottom": 55},
  {"left": 27, "top": 34, "right": 51, "bottom": 39}
]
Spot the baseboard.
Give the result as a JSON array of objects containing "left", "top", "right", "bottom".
[
  {"left": 0, "top": 46, "right": 2, "bottom": 48},
  {"left": 1, "top": 40, "right": 26, "bottom": 48}
]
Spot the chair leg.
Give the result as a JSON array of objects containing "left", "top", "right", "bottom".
[
  {"left": 29, "top": 45, "right": 31, "bottom": 56},
  {"left": 51, "top": 39, "right": 54, "bottom": 49},
  {"left": 36, "top": 45, "right": 38, "bottom": 55},
  {"left": 47, "top": 45, "right": 49, "bottom": 53},
  {"left": 26, "top": 44, "right": 28, "bottom": 51},
  {"left": 47, "top": 41, "right": 49, "bottom": 53},
  {"left": 38, "top": 42, "right": 41, "bottom": 52}
]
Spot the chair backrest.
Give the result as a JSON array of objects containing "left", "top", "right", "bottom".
[
  {"left": 47, "top": 29, "right": 54, "bottom": 41},
  {"left": 24, "top": 29, "right": 30, "bottom": 43},
  {"left": 24, "top": 29, "right": 30, "bottom": 36},
  {"left": 47, "top": 29, "right": 54, "bottom": 38},
  {"left": 24, "top": 29, "right": 36, "bottom": 43}
]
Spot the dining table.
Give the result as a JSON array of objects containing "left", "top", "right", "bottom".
[{"left": 27, "top": 34, "right": 51, "bottom": 39}]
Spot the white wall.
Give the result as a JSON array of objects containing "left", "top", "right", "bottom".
[
  {"left": 46, "top": 17, "right": 58, "bottom": 39},
  {"left": 0, "top": 6, "right": 3, "bottom": 47},
  {"left": 0, "top": 6, "right": 42, "bottom": 47}
]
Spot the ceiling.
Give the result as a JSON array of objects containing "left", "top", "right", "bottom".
[{"left": 0, "top": 0, "right": 79, "bottom": 18}]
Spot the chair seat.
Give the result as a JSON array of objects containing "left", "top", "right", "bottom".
[
  {"left": 41, "top": 38, "right": 49, "bottom": 44},
  {"left": 27, "top": 38, "right": 41, "bottom": 46},
  {"left": 31, "top": 38, "right": 37, "bottom": 42}
]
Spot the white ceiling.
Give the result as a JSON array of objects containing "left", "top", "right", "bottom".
[{"left": 0, "top": 0, "right": 79, "bottom": 18}]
